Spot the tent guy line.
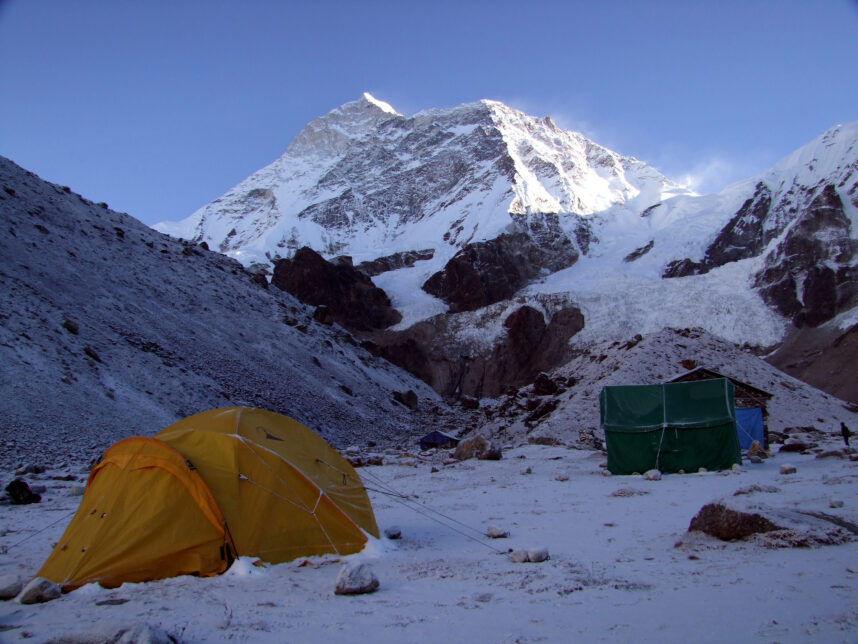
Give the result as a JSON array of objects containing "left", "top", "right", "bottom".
[{"left": 358, "top": 467, "right": 506, "bottom": 554}]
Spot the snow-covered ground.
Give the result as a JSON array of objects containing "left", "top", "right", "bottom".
[{"left": 2, "top": 441, "right": 857, "bottom": 643}]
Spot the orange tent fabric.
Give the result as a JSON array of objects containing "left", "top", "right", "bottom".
[{"left": 38, "top": 437, "right": 233, "bottom": 590}]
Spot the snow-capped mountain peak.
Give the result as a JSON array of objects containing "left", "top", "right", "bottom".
[
  {"left": 360, "top": 91, "right": 400, "bottom": 115},
  {"left": 284, "top": 93, "right": 404, "bottom": 159},
  {"left": 155, "top": 95, "right": 685, "bottom": 266}
]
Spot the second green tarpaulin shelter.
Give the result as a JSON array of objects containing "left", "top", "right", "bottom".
[{"left": 600, "top": 378, "right": 741, "bottom": 475}]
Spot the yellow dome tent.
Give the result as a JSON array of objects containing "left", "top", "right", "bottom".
[{"left": 38, "top": 407, "right": 378, "bottom": 591}]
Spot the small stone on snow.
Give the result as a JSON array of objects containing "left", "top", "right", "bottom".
[
  {"left": 510, "top": 550, "right": 529, "bottom": 563},
  {"left": 486, "top": 525, "right": 509, "bottom": 539},
  {"left": 17, "top": 577, "right": 61, "bottom": 604},
  {"left": 334, "top": 562, "right": 379, "bottom": 595}
]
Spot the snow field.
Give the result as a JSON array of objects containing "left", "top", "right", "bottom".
[{"left": 2, "top": 442, "right": 857, "bottom": 643}]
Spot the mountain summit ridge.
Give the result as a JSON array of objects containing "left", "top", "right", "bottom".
[{"left": 155, "top": 95, "right": 687, "bottom": 266}]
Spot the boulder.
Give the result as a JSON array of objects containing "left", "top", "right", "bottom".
[
  {"left": 779, "top": 441, "right": 816, "bottom": 453},
  {"left": 17, "top": 577, "right": 61, "bottom": 604},
  {"left": 14, "top": 464, "right": 45, "bottom": 475},
  {"left": 383, "top": 526, "right": 402, "bottom": 540},
  {"left": 486, "top": 525, "right": 509, "bottom": 539},
  {"left": 643, "top": 469, "right": 663, "bottom": 481},
  {"left": 610, "top": 488, "right": 648, "bottom": 498},
  {"left": 452, "top": 436, "right": 501, "bottom": 461},
  {"left": 510, "top": 550, "right": 529, "bottom": 563},
  {"left": 688, "top": 503, "right": 781, "bottom": 541},
  {"left": 746, "top": 441, "right": 767, "bottom": 459},
  {"left": 5, "top": 478, "right": 41, "bottom": 504},
  {"left": 511, "top": 548, "right": 550, "bottom": 563},
  {"left": 733, "top": 484, "right": 780, "bottom": 496},
  {"left": 334, "top": 562, "right": 379, "bottom": 595},
  {"left": 779, "top": 464, "right": 797, "bottom": 475},
  {"left": 532, "top": 372, "right": 558, "bottom": 396}
]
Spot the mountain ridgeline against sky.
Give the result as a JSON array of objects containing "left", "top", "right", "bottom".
[{"left": 156, "top": 93, "right": 690, "bottom": 266}]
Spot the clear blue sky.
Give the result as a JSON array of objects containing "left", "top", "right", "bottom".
[{"left": 1, "top": 0, "right": 857, "bottom": 226}]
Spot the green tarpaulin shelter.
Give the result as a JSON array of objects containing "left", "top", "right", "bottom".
[{"left": 600, "top": 378, "right": 741, "bottom": 475}]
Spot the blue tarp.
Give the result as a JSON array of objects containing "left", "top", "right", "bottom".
[{"left": 735, "top": 407, "right": 764, "bottom": 450}]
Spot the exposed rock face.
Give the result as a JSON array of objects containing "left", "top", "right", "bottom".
[
  {"left": 623, "top": 240, "right": 654, "bottom": 263},
  {"left": 356, "top": 249, "right": 435, "bottom": 277},
  {"left": 662, "top": 258, "right": 706, "bottom": 279},
  {"left": 660, "top": 175, "right": 858, "bottom": 332},
  {"left": 422, "top": 232, "right": 578, "bottom": 313},
  {"left": 767, "top": 322, "right": 858, "bottom": 404},
  {"left": 754, "top": 184, "right": 858, "bottom": 327},
  {"left": 272, "top": 247, "right": 402, "bottom": 331},
  {"left": 369, "top": 303, "right": 584, "bottom": 399},
  {"left": 707, "top": 183, "right": 773, "bottom": 265},
  {"left": 662, "top": 183, "right": 775, "bottom": 278}
]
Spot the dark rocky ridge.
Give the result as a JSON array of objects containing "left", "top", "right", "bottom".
[
  {"left": 365, "top": 303, "right": 585, "bottom": 399},
  {"left": 422, "top": 230, "right": 579, "bottom": 313},
  {"left": 267, "top": 246, "right": 586, "bottom": 400},
  {"left": 755, "top": 184, "right": 858, "bottom": 328},
  {"left": 355, "top": 248, "right": 435, "bottom": 277},
  {"left": 664, "top": 183, "right": 775, "bottom": 279},
  {"left": 663, "top": 182, "right": 858, "bottom": 330},
  {"left": 271, "top": 247, "right": 402, "bottom": 331}
]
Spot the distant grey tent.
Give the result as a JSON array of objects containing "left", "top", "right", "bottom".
[
  {"left": 419, "top": 431, "right": 460, "bottom": 451},
  {"left": 600, "top": 378, "right": 741, "bottom": 475}
]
